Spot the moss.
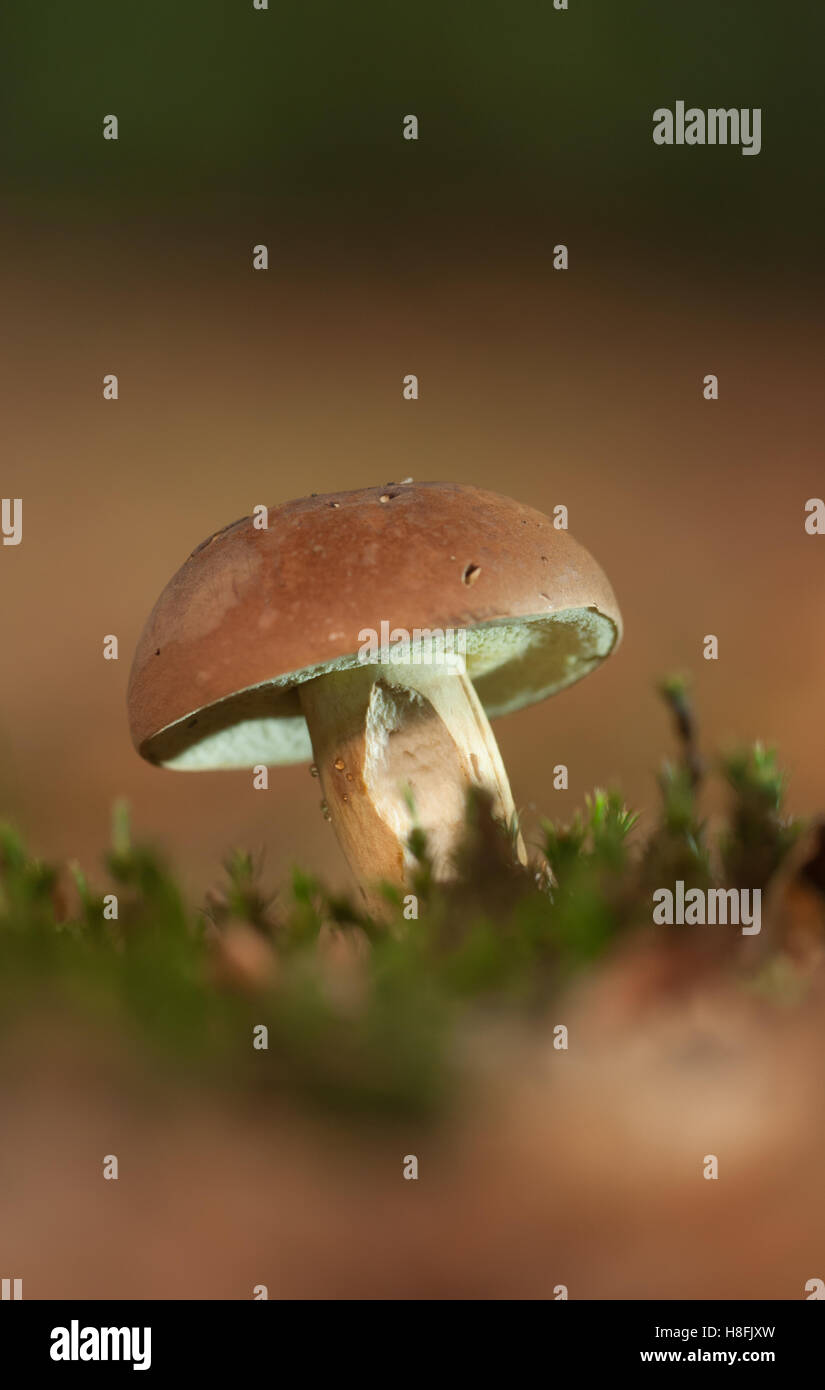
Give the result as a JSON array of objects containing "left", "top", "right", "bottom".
[{"left": 0, "top": 681, "right": 815, "bottom": 1120}]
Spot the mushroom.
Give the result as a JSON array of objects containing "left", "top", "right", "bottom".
[{"left": 127, "top": 483, "right": 622, "bottom": 909}]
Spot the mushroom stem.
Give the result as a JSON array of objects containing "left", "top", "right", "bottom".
[{"left": 298, "top": 662, "right": 526, "bottom": 909}]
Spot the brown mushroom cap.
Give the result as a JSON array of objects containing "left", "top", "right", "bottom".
[{"left": 127, "top": 482, "right": 622, "bottom": 769}]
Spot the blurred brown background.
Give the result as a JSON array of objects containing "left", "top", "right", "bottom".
[{"left": 1, "top": 0, "right": 823, "bottom": 899}]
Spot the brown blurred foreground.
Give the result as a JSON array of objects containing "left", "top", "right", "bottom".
[{"left": 2, "top": 938, "right": 823, "bottom": 1300}]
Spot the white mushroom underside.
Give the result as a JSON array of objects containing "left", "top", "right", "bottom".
[{"left": 158, "top": 608, "right": 616, "bottom": 770}]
